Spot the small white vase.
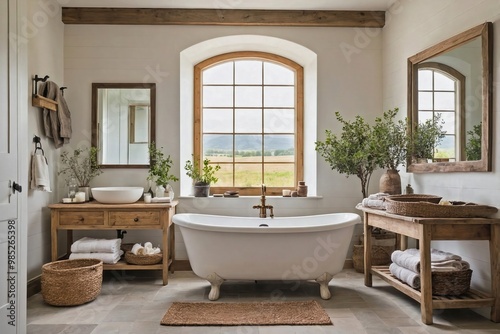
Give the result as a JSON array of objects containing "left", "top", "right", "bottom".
[
  {"left": 166, "top": 184, "right": 174, "bottom": 200},
  {"left": 155, "top": 185, "right": 165, "bottom": 197}
]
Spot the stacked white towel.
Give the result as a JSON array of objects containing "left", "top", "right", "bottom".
[
  {"left": 389, "top": 248, "right": 470, "bottom": 289},
  {"left": 69, "top": 237, "right": 123, "bottom": 264},
  {"left": 30, "top": 153, "right": 51, "bottom": 192},
  {"left": 361, "top": 192, "right": 389, "bottom": 209}
]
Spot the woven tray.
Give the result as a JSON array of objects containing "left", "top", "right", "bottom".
[
  {"left": 41, "top": 259, "right": 103, "bottom": 306},
  {"left": 124, "top": 251, "right": 162, "bottom": 265},
  {"left": 385, "top": 195, "right": 497, "bottom": 218},
  {"left": 429, "top": 269, "right": 472, "bottom": 296}
]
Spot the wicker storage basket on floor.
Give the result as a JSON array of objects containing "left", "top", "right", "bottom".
[
  {"left": 41, "top": 259, "right": 103, "bottom": 306},
  {"left": 353, "top": 244, "right": 394, "bottom": 273},
  {"left": 429, "top": 269, "right": 473, "bottom": 296},
  {"left": 124, "top": 251, "right": 162, "bottom": 265}
]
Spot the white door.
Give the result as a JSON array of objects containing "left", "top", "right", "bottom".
[{"left": 0, "top": 1, "right": 24, "bottom": 333}]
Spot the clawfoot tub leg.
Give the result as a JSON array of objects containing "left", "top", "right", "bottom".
[
  {"left": 206, "top": 273, "right": 224, "bottom": 301},
  {"left": 316, "top": 273, "right": 334, "bottom": 300}
]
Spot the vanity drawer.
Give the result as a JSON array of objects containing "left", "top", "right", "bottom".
[
  {"left": 59, "top": 211, "right": 105, "bottom": 226},
  {"left": 109, "top": 211, "right": 160, "bottom": 226}
]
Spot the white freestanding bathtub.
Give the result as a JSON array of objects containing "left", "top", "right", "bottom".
[{"left": 172, "top": 213, "right": 361, "bottom": 300}]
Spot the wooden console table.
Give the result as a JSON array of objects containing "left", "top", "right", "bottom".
[
  {"left": 357, "top": 205, "right": 500, "bottom": 325},
  {"left": 49, "top": 200, "right": 178, "bottom": 285}
]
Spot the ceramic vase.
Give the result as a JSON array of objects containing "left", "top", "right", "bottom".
[{"left": 379, "top": 169, "right": 401, "bottom": 195}]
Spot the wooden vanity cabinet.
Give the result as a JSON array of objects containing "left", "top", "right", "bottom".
[{"left": 48, "top": 201, "right": 178, "bottom": 285}]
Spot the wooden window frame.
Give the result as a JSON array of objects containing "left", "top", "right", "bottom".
[{"left": 194, "top": 51, "right": 304, "bottom": 196}]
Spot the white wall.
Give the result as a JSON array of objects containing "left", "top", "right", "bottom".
[
  {"left": 383, "top": 0, "right": 500, "bottom": 317},
  {"left": 27, "top": 0, "right": 64, "bottom": 281},
  {"left": 64, "top": 24, "right": 383, "bottom": 259}
]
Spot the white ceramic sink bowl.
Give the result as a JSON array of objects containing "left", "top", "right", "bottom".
[{"left": 91, "top": 187, "right": 144, "bottom": 204}]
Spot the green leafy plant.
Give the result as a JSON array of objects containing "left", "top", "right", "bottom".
[
  {"left": 371, "top": 107, "right": 408, "bottom": 170},
  {"left": 409, "top": 114, "right": 446, "bottom": 161},
  {"left": 58, "top": 146, "right": 102, "bottom": 186},
  {"left": 315, "top": 112, "right": 378, "bottom": 198},
  {"left": 184, "top": 156, "right": 221, "bottom": 185},
  {"left": 465, "top": 122, "right": 482, "bottom": 161},
  {"left": 148, "top": 143, "right": 178, "bottom": 187}
]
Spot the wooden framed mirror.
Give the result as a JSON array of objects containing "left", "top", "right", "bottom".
[
  {"left": 91, "top": 83, "right": 156, "bottom": 168},
  {"left": 407, "top": 22, "right": 492, "bottom": 173}
]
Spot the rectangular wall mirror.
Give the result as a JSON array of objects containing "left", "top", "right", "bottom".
[
  {"left": 407, "top": 22, "right": 492, "bottom": 172},
  {"left": 92, "top": 83, "right": 156, "bottom": 168}
]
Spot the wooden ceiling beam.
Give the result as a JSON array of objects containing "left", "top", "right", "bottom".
[{"left": 62, "top": 8, "right": 385, "bottom": 27}]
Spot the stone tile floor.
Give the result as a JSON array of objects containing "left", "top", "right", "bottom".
[{"left": 27, "top": 269, "right": 500, "bottom": 333}]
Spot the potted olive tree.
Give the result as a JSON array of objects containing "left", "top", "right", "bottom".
[
  {"left": 315, "top": 112, "right": 378, "bottom": 199},
  {"left": 371, "top": 108, "right": 408, "bottom": 195},
  {"left": 409, "top": 114, "right": 446, "bottom": 163},
  {"left": 58, "top": 146, "right": 103, "bottom": 201},
  {"left": 148, "top": 143, "right": 178, "bottom": 198},
  {"left": 184, "top": 157, "right": 221, "bottom": 197}
]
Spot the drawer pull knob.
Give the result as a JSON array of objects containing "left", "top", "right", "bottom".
[{"left": 134, "top": 217, "right": 139, "bottom": 222}]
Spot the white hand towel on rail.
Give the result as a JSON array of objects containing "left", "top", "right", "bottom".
[
  {"left": 30, "top": 153, "right": 51, "bottom": 192},
  {"left": 389, "top": 263, "right": 420, "bottom": 289},
  {"left": 71, "top": 237, "right": 121, "bottom": 254},
  {"left": 69, "top": 250, "right": 123, "bottom": 264}
]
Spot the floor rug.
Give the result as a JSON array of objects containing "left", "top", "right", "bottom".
[{"left": 160, "top": 300, "right": 332, "bottom": 326}]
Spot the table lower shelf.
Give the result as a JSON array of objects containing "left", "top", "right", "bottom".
[{"left": 371, "top": 266, "right": 495, "bottom": 309}]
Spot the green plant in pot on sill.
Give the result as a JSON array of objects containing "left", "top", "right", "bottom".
[
  {"left": 465, "top": 122, "right": 482, "bottom": 161},
  {"left": 184, "top": 156, "right": 221, "bottom": 197},
  {"left": 371, "top": 107, "right": 409, "bottom": 195},
  {"left": 148, "top": 143, "right": 178, "bottom": 198},
  {"left": 58, "top": 146, "right": 103, "bottom": 201},
  {"left": 409, "top": 113, "right": 446, "bottom": 163},
  {"left": 315, "top": 111, "right": 378, "bottom": 199}
]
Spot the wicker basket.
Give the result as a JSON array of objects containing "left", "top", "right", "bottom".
[
  {"left": 41, "top": 259, "right": 103, "bottom": 306},
  {"left": 124, "top": 251, "right": 162, "bottom": 265},
  {"left": 430, "top": 269, "right": 472, "bottom": 296},
  {"left": 386, "top": 194, "right": 497, "bottom": 218},
  {"left": 353, "top": 244, "right": 393, "bottom": 273}
]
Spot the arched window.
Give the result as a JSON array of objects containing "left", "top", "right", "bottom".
[
  {"left": 194, "top": 52, "right": 303, "bottom": 196},
  {"left": 417, "top": 62, "right": 465, "bottom": 161}
]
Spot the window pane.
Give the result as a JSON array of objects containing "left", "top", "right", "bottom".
[
  {"left": 204, "top": 62, "right": 233, "bottom": 84},
  {"left": 418, "top": 111, "right": 433, "bottom": 123},
  {"left": 235, "top": 60, "right": 262, "bottom": 84},
  {"left": 235, "top": 163, "right": 262, "bottom": 187},
  {"left": 264, "top": 87, "right": 294, "bottom": 107},
  {"left": 235, "top": 135, "right": 261, "bottom": 163},
  {"left": 418, "top": 92, "right": 433, "bottom": 110},
  {"left": 212, "top": 163, "right": 232, "bottom": 186},
  {"left": 203, "top": 134, "right": 233, "bottom": 157},
  {"left": 434, "top": 72, "right": 455, "bottom": 91},
  {"left": 203, "top": 109, "right": 233, "bottom": 133},
  {"left": 264, "top": 62, "right": 294, "bottom": 85},
  {"left": 203, "top": 86, "right": 233, "bottom": 107},
  {"left": 434, "top": 92, "right": 455, "bottom": 110},
  {"left": 435, "top": 135, "right": 455, "bottom": 159},
  {"left": 235, "top": 109, "right": 262, "bottom": 133},
  {"left": 235, "top": 86, "right": 262, "bottom": 107},
  {"left": 264, "top": 109, "right": 294, "bottom": 133},
  {"left": 441, "top": 111, "right": 455, "bottom": 135},
  {"left": 264, "top": 163, "right": 295, "bottom": 187},
  {"left": 264, "top": 135, "right": 294, "bottom": 162},
  {"left": 418, "top": 69, "right": 433, "bottom": 90}
]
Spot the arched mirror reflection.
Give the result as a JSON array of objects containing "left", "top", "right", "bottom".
[
  {"left": 91, "top": 83, "right": 156, "bottom": 168},
  {"left": 407, "top": 22, "right": 492, "bottom": 172}
]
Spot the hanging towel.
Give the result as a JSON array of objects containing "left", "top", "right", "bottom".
[
  {"left": 70, "top": 237, "right": 122, "bottom": 254},
  {"left": 389, "top": 263, "right": 420, "bottom": 289},
  {"left": 69, "top": 250, "right": 123, "bottom": 264},
  {"left": 40, "top": 81, "right": 72, "bottom": 148},
  {"left": 30, "top": 153, "right": 51, "bottom": 192}
]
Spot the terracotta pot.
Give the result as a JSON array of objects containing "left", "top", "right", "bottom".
[{"left": 379, "top": 169, "right": 401, "bottom": 195}]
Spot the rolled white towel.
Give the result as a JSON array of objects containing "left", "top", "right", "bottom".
[
  {"left": 404, "top": 248, "right": 462, "bottom": 263},
  {"left": 71, "top": 237, "right": 121, "bottom": 254},
  {"left": 391, "top": 250, "right": 421, "bottom": 272},
  {"left": 431, "top": 260, "right": 470, "bottom": 272},
  {"left": 389, "top": 263, "right": 420, "bottom": 289},
  {"left": 69, "top": 250, "right": 123, "bottom": 264},
  {"left": 368, "top": 192, "right": 390, "bottom": 200},
  {"left": 361, "top": 198, "right": 386, "bottom": 209},
  {"left": 131, "top": 243, "right": 143, "bottom": 255}
]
